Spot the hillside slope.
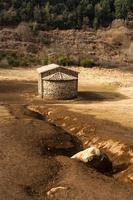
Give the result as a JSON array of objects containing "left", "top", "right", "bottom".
[{"left": 0, "top": 22, "right": 133, "bottom": 68}]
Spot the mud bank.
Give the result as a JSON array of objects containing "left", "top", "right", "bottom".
[
  {"left": 0, "top": 105, "right": 80, "bottom": 200},
  {"left": 30, "top": 105, "right": 133, "bottom": 183},
  {"left": 0, "top": 104, "right": 132, "bottom": 200}
]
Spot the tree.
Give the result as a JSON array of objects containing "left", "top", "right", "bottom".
[
  {"left": 44, "top": 2, "right": 50, "bottom": 21},
  {"left": 115, "top": 0, "right": 132, "bottom": 19},
  {"left": 100, "top": 0, "right": 112, "bottom": 26},
  {"left": 93, "top": 3, "right": 103, "bottom": 29},
  {"left": 34, "top": 6, "right": 42, "bottom": 22},
  {"left": 127, "top": 11, "right": 133, "bottom": 28},
  {"left": 0, "top": 0, "right": 132, "bottom": 29},
  {"left": 19, "top": 2, "right": 33, "bottom": 21}
]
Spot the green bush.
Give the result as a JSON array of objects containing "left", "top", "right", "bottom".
[
  {"left": 7, "top": 56, "right": 20, "bottom": 67},
  {"left": 19, "top": 54, "right": 39, "bottom": 66},
  {"left": 0, "top": 51, "right": 20, "bottom": 67},
  {"left": 0, "top": 51, "right": 39, "bottom": 67},
  {"left": 43, "top": 56, "right": 48, "bottom": 65},
  {"left": 0, "top": 52, "right": 6, "bottom": 60},
  {"left": 79, "top": 58, "right": 96, "bottom": 67},
  {"left": 0, "top": 51, "right": 97, "bottom": 67},
  {"left": 49, "top": 55, "right": 96, "bottom": 67},
  {"left": 56, "top": 55, "right": 76, "bottom": 66}
]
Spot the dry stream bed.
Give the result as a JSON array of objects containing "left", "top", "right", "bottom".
[{"left": 0, "top": 67, "right": 133, "bottom": 199}]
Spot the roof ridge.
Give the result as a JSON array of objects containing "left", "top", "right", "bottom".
[
  {"left": 42, "top": 71, "right": 78, "bottom": 81},
  {"left": 37, "top": 63, "right": 78, "bottom": 76}
]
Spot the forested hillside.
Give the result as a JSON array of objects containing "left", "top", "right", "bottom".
[{"left": 0, "top": 0, "right": 133, "bottom": 29}]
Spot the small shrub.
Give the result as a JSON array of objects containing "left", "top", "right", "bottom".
[
  {"left": 126, "top": 12, "right": 133, "bottom": 29},
  {"left": 56, "top": 55, "right": 76, "bottom": 66},
  {"left": 0, "top": 51, "right": 20, "bottom": 67},
  {"left": 41, "top": 37, "right": 51, "bottom": 45},
  {"left": 43, "top": 56, "right": 48, "bottom": 65},
  {"left": 15, "top": 22, "right": 33, "bottom": 41},
  {"left": 39, "top": 32, "right": 51, "bottom": 45},
  {"left": 48, "top": 55, "right": 96, "bottom": 67},
  {"left": 0, "top": 58, "right": 9, "bottom": 67},
  {"left": 0, "top": 51, "right": 6, "bottom": 60},
  {"left": 21, "top": 54, "right": 39, "bottom": 66},
  {"left": 111, "top": 32, "right": 125, "bottom": 46},
  {"left": 0, "top": 51, "right": 39, "bottom": 67},
  {"left": 38, "top": 51, "right": 49, "bottom": 65},
  {"left": 79, "top": 58, "right": 96, "bottom": 67},
  {"left": 19, "top": 59, "right": 29, "bottom": 67},
  {"left": 29, "top": 22, "right": 39, "bottom": 36},
  {"left": 7, "top": 56, "right": 20, "bottom": 67}
]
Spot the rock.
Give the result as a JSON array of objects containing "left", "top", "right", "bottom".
[
  {"left": 47, "top": 186, "right": 68, "bottom": 198},
  {"left": 71, "top": 147, "right": 112, "bottom": 173},
  {"left": 71, "top": 147, "right": 101, "bottom": 162}
]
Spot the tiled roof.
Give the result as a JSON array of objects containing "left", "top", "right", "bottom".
[
  {"left": 37, "top": 64, "right": 59, "bottom": 74},
  {"left": 37, "top": 63, "right": 79, "bottom": 80},
  {"left": 42, "top": 72, "right": 78, "bottom": 81}
]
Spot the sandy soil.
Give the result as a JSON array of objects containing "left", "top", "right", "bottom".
[
  {"left": 0, "top": 67, "right": 133, "bottom": 200},
  {"left": 1, "top": 67, "right": 132, "bottom": 127}
]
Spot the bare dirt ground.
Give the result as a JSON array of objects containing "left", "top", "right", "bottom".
[{"left": 0, "top": 67, "right": 133, "bottom": 200}]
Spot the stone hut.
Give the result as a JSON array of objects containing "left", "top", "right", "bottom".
[{"left": 37, "top": 64, "right": 78, "bottom": 100}]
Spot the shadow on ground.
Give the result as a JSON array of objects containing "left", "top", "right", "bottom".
[
  {"left": 33, "top": 90, "right": 127, "bottom": 105},
  {"left": 0, "top": 80, "right": 127, "bottom": 105},
  {"left": 77, "top": 91, "right": 126, "bottom": 102}
]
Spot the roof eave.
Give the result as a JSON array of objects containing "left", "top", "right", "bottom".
[{"left": 37, "top": 64, "right": 79, "bottom": 76}]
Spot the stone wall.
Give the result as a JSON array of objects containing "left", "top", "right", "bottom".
[
  {"left": 42, "top": 80, "right": 78, "bottom": 99},
  {"left": 38, "top": 73, "right": 42, "bottom": 95}
]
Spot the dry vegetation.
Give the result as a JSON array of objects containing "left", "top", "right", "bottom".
[{"left": 0, "top": 23, "right": 133, "bottom": 68}]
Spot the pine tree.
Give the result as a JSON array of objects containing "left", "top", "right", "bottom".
[
  {"left": 0, "top": 0, "right": 132, "bottom": 29},
  {"left": 115, "top": 0, "right": 132, "bottom": 19}
]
